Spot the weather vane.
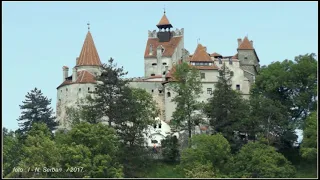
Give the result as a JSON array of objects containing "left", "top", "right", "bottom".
[
  {"left": 163, "top": 5, "right": 166, "bottom": 14},
  {"left": 87, "top": 22, "right": 90, "bottom": 31}
]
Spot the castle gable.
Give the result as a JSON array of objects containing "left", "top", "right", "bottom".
[
  {"left": 144, "top": 36, "right": 182, "bottom": 58},
  {"left": 57, "top": 70, "right": 96, "bottom": 89}
]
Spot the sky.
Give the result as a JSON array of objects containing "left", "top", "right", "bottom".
[{"left": 2, "top": 1, "right": 318, "bottom": 135}]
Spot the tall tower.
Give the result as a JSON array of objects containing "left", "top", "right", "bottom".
[
  {"left": 237, "top": 36, "right": 260, "bottom": 84},
  {"left": 144, "top": 11, "right": 184, "bottom": 78},
  {"left": 56, "top": 25, "right": 102, "bottom": 129}
]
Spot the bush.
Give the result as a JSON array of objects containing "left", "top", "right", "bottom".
[{"left": 161, "top": 135, "right": 180, "bottom": 163}]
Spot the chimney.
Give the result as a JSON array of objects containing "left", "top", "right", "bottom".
[
  {"left": 72, "top": 67, "right": 77, "bottom": 82},
  {"left": 250, "top": 40, "right": 253, "bottom": 47},
  {"left": 76, "top": 57, "right": 79, "bottom": 65},
  {"left": 237, "top": 38, "right": 242, "bottom": 47},
  {"left": 62, "top": 66, "right": 69, "bottom": 81},
  {"left": 203, "top": 46, "right": 207, "bottom": 52}
]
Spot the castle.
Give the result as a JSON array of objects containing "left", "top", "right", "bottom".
[{"left": 56, "top": 11, "right": 260, "bottom": 146}]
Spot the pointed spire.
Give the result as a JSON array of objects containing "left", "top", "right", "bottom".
[
  {"left": 191, "top": 43, "right": 212, "bottom": 62},
  {"left": 76, "top": 28, "right": 102, "bottom": 66},
  {"left": 238, "top": 36, "right": 254, "bottom": 50},
  {"left": 157, "top": 10, "right": 173, "bottom": 29}
]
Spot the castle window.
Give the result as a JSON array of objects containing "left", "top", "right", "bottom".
[
  {"left": 161, "top": 47, "right": 165, "bottom": 53},
  {"left": 163, "top": 62, "right": 167, "bottom": 65},
  {"left": 167, "top": 92, "right": 171, "bottom": 97},
  {"left": 163, "top": 71, "right": 166, "bottom": 75},
  {"left": 236, "top": 84, "right": 240, "bottom": 91},
  {"left": 95, "top": 87, "right": 97, "bottom": 91},
  {"left": 151, "top": 140, "right": 158, "bottom": 143},
  {"left": 61, "top": 90, "right": 62, "bottom": 92},
  {"left": 153, "top": 124, "right": 157, "bottom": 128},
  {"left": 230, "top": 71, "right": 234, "bottom": 77},
  {"left": 79, "top": 88, "right": 81, "bottom": 92},
  {"left": 158, "top": 124, "right": 162, "bottom": 128},
  {"left": 152, "top": 63, "right": 157, "bottom": 66},
  {"left": 159, "top": 90, "right": 162, "bottom": 93},
  {"left": 244, "top": 56, "right": 248, "bottom": 60},
  {"left": 88, "top": 87, "right": 90, "bottom": 91},
  {"left": 151, "top": 74, "right": 155, "bottom": 76},
  {"left": 149, "top": 44, "right": 153, "bottom": 55},
  {"left": 229, "top": 58, "right": 233, "bottom": 65},
  {"left": 152, "top": 89, "right": 154, "bottom": 93},
  {"left": 201, "top": 73, "right": 205, "bottom": 79},
  {"left": 66, "top": 88, "right": 68, "bottom": 91},
  {"left": 207, "top": 88, "right": 212, "bottom": 95}
]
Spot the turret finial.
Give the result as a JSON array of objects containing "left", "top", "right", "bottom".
[
  {"left": 87, "top": 22, "right": 90, "bottom": 31},
  {"left": 163, "top": 5, "right": 166, "bottom": 14}
]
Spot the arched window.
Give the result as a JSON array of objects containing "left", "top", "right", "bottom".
[{"left": 167, "top": 92, "right": 171, "bottom": 97}]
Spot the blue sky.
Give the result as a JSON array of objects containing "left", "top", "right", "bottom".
[{"left": 2, "top": 2, "right": 318, "bottom": 132}]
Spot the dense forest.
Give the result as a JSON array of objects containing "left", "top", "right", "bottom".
[{"left": 3, "top": 54, "right": 317, "bottom": 178}]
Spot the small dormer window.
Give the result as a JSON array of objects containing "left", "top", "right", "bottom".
[{"left": 149, "top": 44, "right": 153, "bottom": 55}]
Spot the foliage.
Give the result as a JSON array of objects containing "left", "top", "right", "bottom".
[
  {"left": 247, "top": 94, "right": 297, "bottom": 150},
  {"left": 252, "top": 53, "right": 317, "bottom": 127},
  {"left": 185, "top": 162, "right": 216, "bottom": 178},
  {"left": 300, "top": 111, "right": 317, "bottom": 161},
  {"left": 180, "top": 134, "right": 231, "bottom": 175},
  {"left": 161, "top": 135, "right": 180, "bottom": 163},
  {"left": 205, "top": 63, "right": 249, "bottom": 151},
  {"left": 142, "top": 160, "right": 185, "bottom": 178},
  {"left": 230, "top": 142, "right": 296, "bottom": 178},
  {"left": 169, "top": 61, "right": 203, "bottom": 145},
  {"left": 56, "top": 122, "right": 123, "bottom": 178},
  {"left": 89, "top": 57, "right": 129, "bottom": 125},
  {"left": 6, "top": 123, "right": 61, "bottom": 178},
  {"left": 17, "top": 87, "right": 57, "bottom": 137},
  {"left": 113, "top": 87, "right": 159, "bottom": 177},
  {"left": 3, "top": 128, "right": 23, "bottom": 177}
]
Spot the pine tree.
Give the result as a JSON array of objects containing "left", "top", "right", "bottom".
[
  {"left": 17, "top": 88, "right": 57, "bottom": 136},
  {"left": 205, "top": 63, "right": 249, "bottom": 150},
  {"left": 87, "top": 57, "right": 129, "bottom": 125}
]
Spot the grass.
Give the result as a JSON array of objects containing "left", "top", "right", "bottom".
[{"left": 294, "top": 161, "right": 317, "bottom": 178}]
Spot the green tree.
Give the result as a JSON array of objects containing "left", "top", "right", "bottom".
[
  {"left": 3, "top": 128, "right": 23, "bottom": 177},
  {"left": 56, "top": 122, "right": 123, "bottom": 178},
  {"left": 252, "top": 53, "right": 317, "bottom": 127},
  {"left": 205, "top": 63, "right": 249, "bottom": 151},
  {"left": 114, "top": 87, "right": 159, "bottom": 177},
  {"left": 169, "top": 62, "right": 203, "bottom": 146},
  {"left": 184, "top": 162, "right": 216, "bottom": 178},
  {"left": 6, "top": 123, "right": 60, "bottom": 178},
  {"left": 246, "top": 95, "right": 297, "bottom": 150},
  {"left": 230, "top": 142, "right": 296, "bottom": 178},
  {"left": 88, "top": 57, "right": 129, "bottom": 125},
  {"left": 161, "top": 135, "right": 180, "bottom": 163},
  {"left": 300, "top": 111, "right": 317, "bottom": 161},
  {"left": 180, "top": 134, "right": 231, "bottom": 176},
  {"left": 17, "top": 88, "right": 57, "bottom": 136}
]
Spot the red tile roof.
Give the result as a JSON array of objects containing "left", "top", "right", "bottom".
[
  {"left": 57, "top": 70, "right": 96, "bottom": 89},
  {"left": 238, "top": 36, "right": 254, "bottom": 50},
  {"left": 193, "top": 64, "right": 219, "bottom": 70},
  {"left": 190, "top": 44, "right": 213, "bottom": 62},
  {"left": 77, "top": 31, "right": 102, "bottom": 66},
  {"left": 232, "top": 53, "right": 238, "bottom": 59},
  {"left": 157, "top": 13, "right": 171, "bottom": 26},
  {"left": 144, "top": 36, "right": 182, "bottom": 58},
  {"left": 211, "top": 52, "right": 222, "bottom": 57}
]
